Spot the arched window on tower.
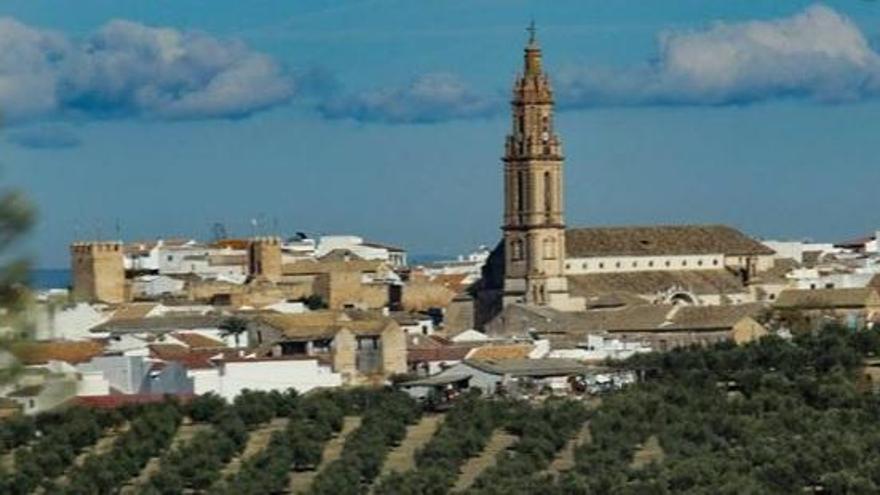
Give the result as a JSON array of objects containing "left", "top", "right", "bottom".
[
  {"left": 511, "top": 239, "right": 524, "bottom": 261},
  {"left": 544, "top": 171, "right": 552, "bottom": 217},
  {"left": 517, "top": 171, "right": 526, "bottom": 217},
  {"left": 543, "top": 237, "right": 557, "bottom": 260}
]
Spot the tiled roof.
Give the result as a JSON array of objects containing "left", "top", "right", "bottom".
[
  {"left": 12, "top": 341, "right": 106, "bottom": 365},
  {"left": 407, "top": 346, "right": 473, "bottom": 363},
  {"left": 493, "top": 302, "right": 765, "bottom": 338},
  {"left": 565, "top": 225, "right": 774, "bottom": 257},
  {"left": 148, "top": 344, "right": 190, "bottom": 359},
  {"left": 282, "top": 253, "right": 384, "bottom": 275},
  {"left": 74, "top": 393, "right": 194, "bottom": 409},
  {"left": 464, "top": 358, "right": 589, "bottom": 377},
  {"left": 467, "top": 344, "right": 533, "bottom": 361},
  {"left": 256, "top": 311, "right": 394, "bottom": 339},
  {"left": 110, "top": 303, "right": 159, "bottom": 321},
  {"left": 751, "top": 258, "right": 799, "bottom": 285},
  {"left": 212, "top": 239, "right": 250, "bottom": 250},
  {"left": 567, "top": 270, "right": 746, "bottom": 298},
  {"left": 774, "top": 288, "right": 880, "bottom": 309},
  {"left": 171, "top": 332, "right": 226, "bottom": 349},
  {"left": 93, "top": 315, "right": 224, "bottom": 333}
]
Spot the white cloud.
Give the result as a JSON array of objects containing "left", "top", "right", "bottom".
[
  {"left": 0, "top": 18, "right": 293, "bottom": 123},
  {"left": 318, "top": 73, "right": 501, "bottom": 123},
  {"left": 556, "top": 4, "right": 880, "bottom": 107}
]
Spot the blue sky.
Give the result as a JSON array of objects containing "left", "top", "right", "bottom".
[{"left": 3, "top": 1, "right": 880, "bottom": 267}]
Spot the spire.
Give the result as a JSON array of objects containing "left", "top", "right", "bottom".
[{"left": 524, "top": 20, "right": 542, "bottom": 76}]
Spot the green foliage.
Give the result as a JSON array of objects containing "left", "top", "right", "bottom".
[
  {"left": 373, "top": 391, "right": 511, "bottom": 495},
  {"left": 218, "top": 316, "right": 249, "bottom": 347},
  {"left": 310, "top": 389, "right": 421, "bottom": 495},
  {"left": 59, "top": 402, "right": 182, "bottom": 495},
  {"left": 186, "top": 392, "right": 226, "bottom": 423},
  {"left": 0, "top": 407, "right": 122, "bottom": 494},
  {"left": 0, "top": 414, "right": 35, "bottom": 454}
]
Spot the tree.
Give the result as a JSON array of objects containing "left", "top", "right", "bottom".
[
  {"left": 219, "top": 316, "right": 249, "bottom": 348},
  {"left": 0, "top": 189, "right": 35, "bottom": 385}
]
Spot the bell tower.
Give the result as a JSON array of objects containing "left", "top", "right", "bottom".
[{"left": 502, "top": 23, "right": 579, "bottom": 310}]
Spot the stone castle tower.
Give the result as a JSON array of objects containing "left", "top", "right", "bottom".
[
  {"left": 248, "top": 236, "right": 283, "bottom": 283},
  {"left": 70, "top": 241, "right": 126, "bottom": 303},
  {"left": 502, "top": 25, "right": 581, "bottom": 311}
]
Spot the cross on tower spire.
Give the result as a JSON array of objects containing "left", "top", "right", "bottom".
[{"left": 527, "top": 20, "right": 537, "bottom": 46}]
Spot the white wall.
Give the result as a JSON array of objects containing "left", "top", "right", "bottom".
[
  {"left": 78, "top": 356, "right": 148, "bottom": 394},
  {"left": 159, "top": 246, "right": 247, "bottom": 278},
  {"left": 33, "top": 303, "right": 109, "bottom": 341},
  {"left": 548, "top": 335, "right": 651, "bottom": 361},
  {"left": 762, "top": 240, "right": 839, "bottom": 262},
  {"left": 212, "top": 359, "right": 342, "bottom": 401},
  {"left": 77, "top": 371, "right": 110, "bottom": 396},
  {"left": 131, "top": 276, "right": 186, "bottom": 298},
  {"left": 564, "top": 254, "right": 724, "bottom": 275}
]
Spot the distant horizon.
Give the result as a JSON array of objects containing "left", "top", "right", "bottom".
[{"left": 6, "top": 1, "right": 880, "bottom": 267}]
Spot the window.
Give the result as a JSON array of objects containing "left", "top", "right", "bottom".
[
  {"left": 682, "top": 260, "right": 687, "bottom": 267},
  {"left": 511, "top": 240, "right": 524, "bottom": 261},
  {"left": 648, "top": 261, "right": 654, "bottom": 268},
  {"left": 582, "top": 263, "right": 588, "bottom": 269},
  {"left": 599, "top": 263, "right": 605, "bottom": 269},
  {"left": 167, "top": 255, "right": 173, "bottom": 261},
  {"left": 665, "top": 260, "right": 671, "bottom": 267},
  {"left": 516, "top": 171, "right": 526, "bottom": 213},
  {"left": 544, "top": 171, "right": 552, "bottom": 213},
  {"left": 565, "top": 263, "right": 571, "bottom": 270},
  {"left": 543, "top": 238, "right": 557, "bottom": 260},
  {"left": 632, "top": 262, "right": 638, "bottom": 268},
  {"left": 615, "top": 262, "right": 621, "bottom": 268},
  {"left": 712, "top": 259, "right": 719, "bottom": 266},
  {"left": 825, "top": 283, "right": 834, "bottom": 289},
  {"left": 697, "top": 260, "right": 703, "bottom": 266}
]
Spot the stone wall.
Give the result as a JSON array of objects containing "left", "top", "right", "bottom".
[
  {"left": 314, "top": 272, "right": 389, "bottom": 310},
  {"left": 400, "top": 280, "right": 457, "bottom": 312},
  {"left": 70, "top": 242, "right": 125, "bottom": 304}
]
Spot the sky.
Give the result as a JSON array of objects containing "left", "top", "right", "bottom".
[{"left": 3, "top": 0, "right": 880, "bottom": 268}]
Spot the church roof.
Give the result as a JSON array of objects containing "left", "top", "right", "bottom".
[
  {"left": 567, "top": 270, "right": 747, "bottom": 298},
  {"left": 565, "top": 225, "right": 774, "bottom": 258}
]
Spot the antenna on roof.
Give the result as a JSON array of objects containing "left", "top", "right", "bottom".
[{"left": 211, "top": 222, "right": 228, "bottom": 242}]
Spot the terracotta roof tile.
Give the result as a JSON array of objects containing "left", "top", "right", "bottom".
[
  {"left": 565, "top": 225, "right": 774, "bottom": 257},
  {"left": 407, "top": 346, "right": 472, "bottom": 363},
  {"left": 110, "top": 303, "right": 159, "bottom": 321},
  {"left": 774, "top": 288, "right": 880, "bottom": 309},
  {"left": 12, "top": 341, "right": 106, "bottom": 365},
  {"left": 467, "top": 344, "right": 534, "bottom": 361},
  {"left": 171, "top": 332, "right": 226, "bottom": 349},
  {"left": 567, "top": 270, "right": 746, "bottom": 298}
]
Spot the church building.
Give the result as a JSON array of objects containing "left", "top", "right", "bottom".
[{"left": 476, "top": 26, "right": 776, "bottom": 326}]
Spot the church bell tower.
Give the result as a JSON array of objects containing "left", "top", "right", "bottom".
[{"left": 502, "top": 24, "right": 578, "bottom": 309}]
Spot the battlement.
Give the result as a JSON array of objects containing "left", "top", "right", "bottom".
[
  {"left": 249, "top": 236, "right": 281, "bottom": 246},
  {"left": 70, "top": 241, "right": 123, "bottom": 254}
]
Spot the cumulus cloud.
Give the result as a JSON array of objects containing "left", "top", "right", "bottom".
[
  {"left": 556, "top": 4, "right": 880, "bottom": 107},
  {"left": 0, "top": 18, "right": 293, "bottom": 123},
  {"left": 318, "top": 73, "right": 501, "bottom": 124},
  {"left": 7, "top": 124, "right": 81, "bottom": 149}
]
